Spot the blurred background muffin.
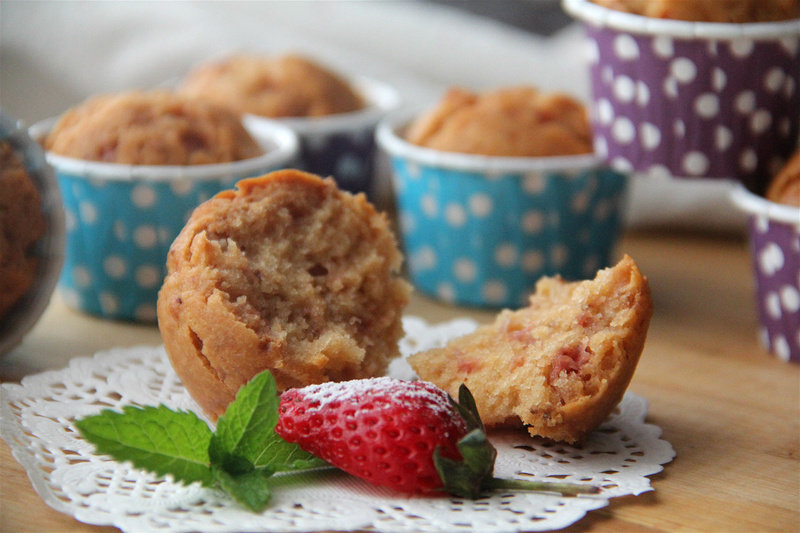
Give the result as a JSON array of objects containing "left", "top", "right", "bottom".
[
  {"left": 179, "top": 53, "right": 398, "bottom": 198},
  {"left": 379, "top": 86, "right": 627, "bottom": 308},
  {"left": 0, "top": 111, "right": 64, "bottom": 355},
  {"left": 179, "top": 53, "right": 365, "bottom": 118},
  {"left": 590, "top": 0, "right": 800, "bottom": 22},
  {"left": 405, "top": 86, "right": 593, "bottom": 157},
  {"left": 765, "top": 149, "right": 800, "bottom": 207},
  {"left": 0, "top": 140, "right": 46, "bottom": 321},
  {"left": 33, "top": 90, "right": 298, "bottom": 322},
  {"left": 43, "top": 90, "right": 263, "bottom": 165}
]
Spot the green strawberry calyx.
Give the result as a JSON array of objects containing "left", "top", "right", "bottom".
[{"left": 434, "top": 384, "right": 600, "bottom": 499}]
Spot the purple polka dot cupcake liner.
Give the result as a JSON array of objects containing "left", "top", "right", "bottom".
[
  {"left": 377, "top": 111, "right": 629, "bottom": 309},
  {"left": 0, "top": 112, "right": 65, "bottom": 355},
  {"left": 29, "top": 118, "right": 299, "bottom": 323},
  {"left": 731, "top": 186, "right": 800, "bottom": 363},
  {"left": 246, "top": 76, "right": 399, "bottom": 198},
  {"left": 563, "top": 0, "right": 800, "bottom": 193}
]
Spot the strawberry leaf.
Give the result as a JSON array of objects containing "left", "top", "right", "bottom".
[
  {"left": 209, "top": 369, "right": 325, "bottom": 472},
  {"left": 434, "top": 386, "right": 497, "bottom": 499},
  {"left": 75, "top": 405, "right": 214, "bottom": 487}
]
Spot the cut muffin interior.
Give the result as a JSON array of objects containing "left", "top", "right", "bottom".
[{"left": 408, "top": 255, "right": 652, "bottom": 443}]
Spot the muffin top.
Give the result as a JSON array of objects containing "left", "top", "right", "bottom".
[
  {"left": 405, "top": 86, "right": 593, "bottom": 157},
  {"left": 766, "top": 150, "right": 800, "bottom": 207},
  {"left": 179, "top": 54, "right": 365, "bottom": 118},
  {"left": 590, "top": 0, "right": 800, "bottom": 22},
  {"left": 43, "top": 90, "right": 264, "bottom": 165}
]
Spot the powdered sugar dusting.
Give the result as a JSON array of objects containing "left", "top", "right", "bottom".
[{"left": 292, "top": 377, "right": 456, "bottom": 418}]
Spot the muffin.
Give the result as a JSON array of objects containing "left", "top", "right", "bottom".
[
  {"left": 0, "top": 140, "right": 46, "bottom": 319},
  {"left": 405, "top": 86, "right": 593, "bottom": 157},
  {"left": 765, "top": 149, "right": 800, "bottom": 207},
  {"left": 32, "top": 95, "right": 297, "bottom": 322},
  {"left": 1, "top": 111, "right": 64, "bottom": 356},
  {"left": 43, "top": 90, "right": 263, "bottom": 165},
  {"left": 179, "top": 53, "right": 365, "bottom": 118},
  {"left": 590, "top": 0, "right": 800, "bottom": 22},
  {"left": 157, "top": 169, "right": 412, "bottom": 419},
  {"left": 408, "top": 255, "right": 652, "bottom": 443},
  {"left": 179, "top": 53, "right": 398, "bottom": 197},
  {"left": 562, "top": 0, "right": 800, "bottom": 193},
  {"left": 377, "top": 91, "right": 628, "bottom": 309}
]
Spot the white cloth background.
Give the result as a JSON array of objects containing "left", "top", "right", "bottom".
[{"left": 0, "top": 0, "right": 746, "bottom": 231}]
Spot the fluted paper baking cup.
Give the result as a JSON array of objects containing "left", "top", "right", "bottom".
[
  {"left": 731, "top": 185, "right": 800, "bottom": 363},
  {"left": 30, "top": 118, "right": 298, "bottom": 322},
  {"left": 247, "top": 76, "right": 399, "bottom": 198},
  {"left": 563, "top": 0, "right": 800, "bottom": 193},
  {"left": 377, "top": 112, "right": 628, "bottom": 308}
]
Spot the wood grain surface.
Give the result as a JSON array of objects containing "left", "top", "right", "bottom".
[{"left": 2, "top": 230, "right": 798, "bottom": 533}]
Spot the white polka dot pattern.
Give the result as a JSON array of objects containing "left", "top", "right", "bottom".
[
  {"left": 585, "top": 25, "right": 800, "bottom": 191},
  {"left": 747, "top": 215, "right": 800, "bottom": 363},
  {"left": 55, "top": 163, "right": 283, "bottom": 322},
  {"left": 391, "top": 159, "right": 628, "bottom": 308}
]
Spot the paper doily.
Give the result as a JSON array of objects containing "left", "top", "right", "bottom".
[{"left": 0, "top": 316, "right": 675, "bottom": 532}]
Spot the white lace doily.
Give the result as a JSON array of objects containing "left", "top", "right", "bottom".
[{"left": 0, "top": 316, "right": 675, "bottom": 532}]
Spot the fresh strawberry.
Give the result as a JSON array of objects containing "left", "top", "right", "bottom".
[
  {"left": 275, "top": 377, "right": 471, "bottom": 494},
  {"left": 276, "top": 377, "right": 599, "bottom": 498}
]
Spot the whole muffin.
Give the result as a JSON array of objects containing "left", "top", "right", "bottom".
[
  {"left": 590, "top": 0, "right": 800, "bottom": 22},
  {"left": 405, "top": 86, "right": 593, "bottom": 157},
  {"left": 179, "top": 54, "right": 365, "bottom": 118},
  {"left": 408, "top": 255, "right": 652, "bottom": 443},
  {"left": 43, "top": 90, "right": 263, "bottom": 165},
  {"left": 157, "top": 169, "right": 411, "bottom": 419},
  {"left": 766, "top": 150, "right": 800, "bottom": 207},
  {"left": 0, "top": 140, "right": 46, "bottom": 320}
]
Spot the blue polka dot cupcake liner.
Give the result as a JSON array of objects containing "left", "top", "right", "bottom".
[
  {"left": 563, "top": 0, "right": 800, "bottom": 194},
  {"left": 731, "top": 186, "right": 800, "bottom": 364},
  {"left": 377, "top": 112, "right": 629, "bottom": 309},
  {"left": 29, "top": 118, "right": 299, "bottom": 323},
  {"left": 246, "top": 76, "right": 399, "bottom": 199},
  {"left": 0, "top": 112, "right": 65, "bottom": 355}
]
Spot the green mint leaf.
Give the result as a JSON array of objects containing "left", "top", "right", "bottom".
[
  {"left": 75, "top": 405, "right": 214, "bottom": 486},
  {"left": 212, "top": 463, "right": 273, "bottom": 512},
  {"left": 210, "top": 369, "right": 324, "bottom": 472}
]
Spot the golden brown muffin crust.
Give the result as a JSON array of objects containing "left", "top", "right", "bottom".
[
  {"left": 0, "top": 141, "right": 46, "bottom": 319},
  {"left": 44, "top": 90, "right": 263, "bottom": 165},
  {"left": 179, "top": 54, "right": 365, "bottom": 118},
  {"left": 766, "top": 150, "right": 800, "bottom": 207},
  {"left": 591, "top": 0, "right": 800, "bottom": 22},
  {"left": 409, "top": 255, "right": 652, "bottom": 444},
  {"left": 405, "top": 87, "right": 593, "bottom": 157},
  {"left": 157, "top": 169, "right": 411, "bottom": 419}
]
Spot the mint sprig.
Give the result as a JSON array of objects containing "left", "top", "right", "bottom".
[{"left": 75, "top": 370, "right": 325, "bottom": 512}]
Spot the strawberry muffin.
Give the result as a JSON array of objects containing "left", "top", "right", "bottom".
[
  {"left": 766, "top": 149, "right": 800, "bottom": 207},
  {"left": 405, "top": 86, "right": 593, "bottom": 157},
  {"left": 179, "top": 53, "right": 365, "bottom": 118},
  {"left": 409, "top": 255, "right": 652, "bottom": 443},
  {"left": 0, "top": 140, "right": 46, "bottom": 320},
  {"left": 157, "top": 169, "right": 411, "bottom": 419},
  {"left": 43, "top": 90, "right": 263, "bottom": 165},
  {"left": 590, "top": 0, "right": 800, "bottom": 22}
]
